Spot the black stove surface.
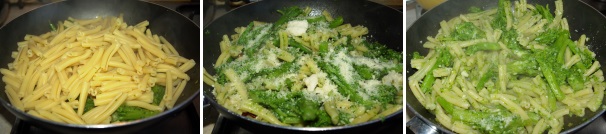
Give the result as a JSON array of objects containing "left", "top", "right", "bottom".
[{"left": 11, "top": 103, "right": 200, "bottom": 134}]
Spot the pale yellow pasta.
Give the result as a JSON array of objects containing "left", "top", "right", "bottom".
[{"left": 1, "top": 16, "right": 195, "bottom": 125}]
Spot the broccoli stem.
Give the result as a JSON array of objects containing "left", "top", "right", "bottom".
[
  {"left": 306, "top": 16, "right": 325, "bottom": 23},
  {"left": 546, "top": 87, "right": 557, "bottom": 111},
  {"left": 237, "top": 22, "right": 254, "bottom": 45},
  {"left": 437, "top": 96, "right": 454, "bottom": 114},
  {"left": 111, "top": 105, "right": 160, "bottom": 122},
  {"left": 554, "top": 36, "right": 571, "bottom": 64},
  {"left": 476, "top": 69, "right": 494, "bottom": 91},
  {"left": 420, "top": 70, "right": 436, "bottom": 93},
  {"left": 274, "top": 6, "right": 303, "bottom": 29},
  {"left": 329, "top": 16, "right": 344, "bottom": 28},
  {"left": 317, "top": 61, "right": 365, "bottom": 104},
  {"left": 289, "top": 39, "right": 312, "bottom": 54},
  {"left": 537, "top": 60, "right": 565, "bottom": 100}
]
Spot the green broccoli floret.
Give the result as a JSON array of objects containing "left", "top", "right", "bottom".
[
  {"left": 371, "top": 85, "right": 398, "bottom": 105},
  {"left": 111, "top": 105, "right": 160, "bottom": 122},
  {"left": 567, "top": 71, "right": 585, "bottom": 91},
  {"left": 412, "top": 51, "right": 424, "bottom": 59},
  {"left": 534, "top": 28, "right": 561, "bottom": 45},
  {"left": 534, "top": 4, "right": 554, "bottom": 21},
  {"left": 151, "top": 85, "right": 165, "bottom": 105},
  {"left": 338, "top": 112, "right": 351, "bottom": 125},
  {"left": 492, "top": 0, "right": 509, "bottom": 30},
  {"left": 501, "top": 29, "right": 523, "bottom": 51},
  {"left": 363, "top": 41, "right": 403, "bottom": 62},
  {"left": 311, "top": 110, "right": 332, "bottom": 127},
  {"left": 249, "top": 90, "right": 331, "bottom": 126},
  {"left": 451, "top": 22, "right": 485, "bottom": 41},
  {"left": 83, "top": 96, "right": 95, "bottom": 113},
  {"left": 353, "top": 64, "right": 373, "bottom": 80},
  {"left": 507, "top": 58, "right": 539, "bottom": 76}
]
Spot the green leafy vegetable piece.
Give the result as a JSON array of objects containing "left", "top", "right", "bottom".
[
  {"left": 111, "top": 105, "right": 160, "bottom": 122},
  {"left": 329, "top": 16, "right": 344, "bottom": 28},
  {"left": 151, "top": 85, "right": 165, "bottom": 105}
]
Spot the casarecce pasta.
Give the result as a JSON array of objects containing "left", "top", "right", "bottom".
[
  {"left": 1, "top": 15, "right": 195, "bottom": 125},
  {"left": 203, "top": 6, "right": 403, "bottom": 127},
  {"left": 408, "top": 0, "right": 604, "bottom": 133}
]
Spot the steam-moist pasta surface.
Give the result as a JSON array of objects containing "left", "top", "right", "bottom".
[
  {"left": 203, "top": 6, "right": 403, "bottom": 127},
  {"left": 408, "top": 0, "right": 604, "bottom": 133},
  {"left": 0, "top": 15, "right": 196, "bottom": 125}
]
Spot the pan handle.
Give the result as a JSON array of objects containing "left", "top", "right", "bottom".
[{"left": 406, "top": 116, "right": 440, "bottom": 134}]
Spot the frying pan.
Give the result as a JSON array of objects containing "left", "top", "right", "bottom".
[
  {"left": 203, "top": 0, "right": 402, "bottom": 133},
  {"left": 406, "top": 0, "right": 606, "bottom": 133},
  {"left": 0, "top": 0, "right": 200, "bottom": 133}
]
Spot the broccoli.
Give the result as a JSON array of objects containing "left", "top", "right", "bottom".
[
  {"left": 534, "top": 28, "right": 561, "bottom": 45},
  {"left": 476, "top": 66, "right": 496, "bottom": 90},
  {"left": 317, "top": 61, "right": 365, "bottom": 105},
  {"left": 535, "top": 50, "right": 565, "bottom": 100},
  {"left": 83, "top": 96, "right": 95, "bottom": 113},
  {"left": 236, "top": 22, "right": 254, "bottom": 45},
  {"left": 338, "top": 112, "right": 351, "bottom": 125},
  {"left": 289, "top": 38, "right": 312, "bottom": 54},
  {"left": 501, "top": 29, "right": 523, "bottom": 51},
  {"left": 567, "top": 71, "right": 585, "bottom": 91},
  {"left": 464, "top": 42, "right": 501, "bottom": 55},
  {"left": 452, "top": 108, "right": 525, "bottom": 134},
  {"left": 492, "top": 0, "right": 510, "bottom": 30},
  {"left": 363, "top": 41, "right": 403, "bottom": 62},
  {"left": 534, "top": 4, "right": 554, "bottom": 21},
  {"left": 306, "top": 16, "right": 326, "bottom": 23},
  {"left": 151, "top": 85, "right": 165, "bottom": 105},
  {"left": 329, "top": 16, "right": 344, "bottom": 28},
  {"left": 111, "top": 105, "right": 160, "bottom": 122},
  {"left": 274, "top": 6, "right": 303, "bottom": 29},
  {"left": 451, "top": 22, "right": 485, "bottom": 41},
  {"left": 311, "top": 110, "right": 332, "bottom": 127},
  {"left": 507, "top": 58, "right": 539, "bottom": 76},
  {"left": 421, "top": 49, "right": 452, "bottom": 93},
  {"left": 249, "top": 90, "right": 331, "bottom": 126},
  {"left": 412, "top": 51, "right": 424, "bottom": 59},
  {"left": 371, "top": 85, "right": 398, "bottom": 105},
  {"left": 468, "top": 6, "right": 482, "bottom": 13},
  {"left": 353, "top": 64, "right": 373, "bottom": 80},
  {"left": 49, "top": 21, "right": 56, "bottom": 32},
  {"left": 215, "top": 69, "right": 228, "bottom": 85}
]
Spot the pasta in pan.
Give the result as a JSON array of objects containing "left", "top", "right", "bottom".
[
  {"left": 1, "top": 15, "right": 195, "bottom": 124},
  {"left": 203, "top": 6, "right": 403, "bottom": 127},
  {"left": 409, "top": 0, "right": 604, "bottom": 133}
]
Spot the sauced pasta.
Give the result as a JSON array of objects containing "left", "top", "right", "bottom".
[
  {"left": 1, "top": 15, "right": 196, "bottom": 124},
  {"left": 203, "top": 6, "right": 403, "bottom": 127},
  {"left": 408, "top": 0, "right": 604, "bottom": 133}
]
